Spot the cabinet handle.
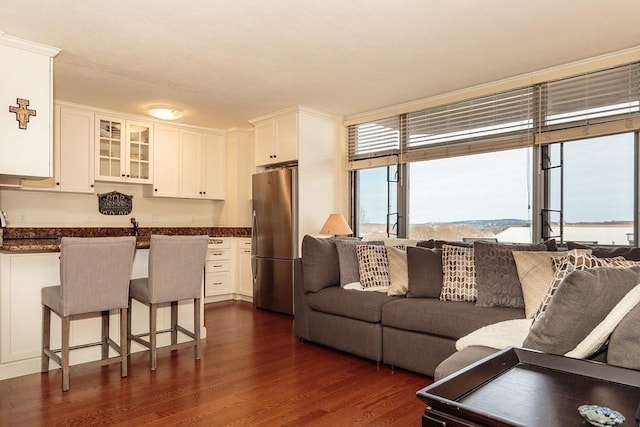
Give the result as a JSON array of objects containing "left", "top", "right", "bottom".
[
  {"left": 90, "top": 184, "right": 94, "bottom": 188},
  {"left": 213, "top": 282, "right": 222, "bottom": 285},
  {"left": 55, "top": 182, "right": 60, "bottom": 186},
  {"left": 203, "top": 191, "right": 206, "bottom": 195},
  {"left": 121, "top": 174, "right": 125, "bottom": 177},
  {"left": 126, "top": 174, "right": 130, "bottom": 177},
  {"left": 154, "top": 188, "right": 158, "bottom": 192}
]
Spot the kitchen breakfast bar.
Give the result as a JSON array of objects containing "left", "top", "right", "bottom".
[{"left": 0, "top": 226, "right": 250, "bottom": 380}]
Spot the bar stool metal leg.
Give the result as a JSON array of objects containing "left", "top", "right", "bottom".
[
  {"left": 150, "top": 303, "right": 158, "bottom": 371},
  {"left": 171, "top": 301, "right": 178, "bottom": 346},
  {"left": 41, "top": 305, "right": 51, "bottom": 373},
  {"left": 194, "top": 297, "right": 201, "bottom": 359},
  {"left": 121, "top": 307, "right": 128, "bottom": 378},
  {"left": 62, "top": 316, "right": 71, "bottom": 392},
  {"left": 101, "top": 310, "right": 109, "bottom": 360}
]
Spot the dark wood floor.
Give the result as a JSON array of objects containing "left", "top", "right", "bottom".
[{"left": 0, "top": 301, "right": 430, "bottom": 426}]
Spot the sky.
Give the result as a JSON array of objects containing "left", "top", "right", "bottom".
[{"left": 359, "top": 133, "right": 634, "bottom": 225}]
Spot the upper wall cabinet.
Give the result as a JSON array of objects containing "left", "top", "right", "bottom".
[
  {"left": 0, "top": 34, "right": 60, "bottom": 179},
  {"left": 150, "top": 126, "right": 225, "bottom": 200},
  {"left": 21, "top": 104, "right": 95, "bottom": 193},
  {"left": 251, "top": 111, "right": 298, "bottom": 167},
  {"left": 95, "top": 115, "right": 153, "bottom": 183}
]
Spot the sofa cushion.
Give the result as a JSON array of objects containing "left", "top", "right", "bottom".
[
  {"left": 433, "top": 346, "right": 498, "bottom": 382},
  {"left": 407, "top": 246, "right": 443, "bottom": 298},
  {"left": 301, "top": 235, "right": 339, "bottom": 293},
  {"left": 307, "top": 286, "right": 396, "bottom": 323},
  {"left": 386, "top": 246, "right": 408, "bottom": 296},
  {"left": 512, "top": 250, "right": 568, "bottom": 318},
  {"left": 356, "top": 245, "right": 390, "bottom": 290},
  {"left": 441, "top": 245, "right": 477, "bottom": 302},
  {"left": 474, "top": 241, "right": 546, "bottom": 309},
  {"left": 416, "top": 239, "right": 436, "bottom": 248},
  {"left": 381, "top": 298, "right": 524, "bottom": 340},
  {"left": 523, "top": 267, "right": 640, "bottom": 356},
  {"left": 567, "top": 242, "right": 640, "bottom": 261},
  {"left": 607, "top": 297, "right": 640, "bottom": 370}
]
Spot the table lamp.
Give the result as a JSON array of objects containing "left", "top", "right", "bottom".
[{"left": 320, "top": 213, "right": 353, "bottom": 237}]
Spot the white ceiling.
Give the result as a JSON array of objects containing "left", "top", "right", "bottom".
[{"left": 2, "top": 0, "right": 640, "bottom": 130}]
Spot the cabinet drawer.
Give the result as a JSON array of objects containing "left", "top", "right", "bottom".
[
  {"left": 207, "top": 238, "right": 230, "bottom": 249},
  {"left": 207, "top": 248, "right": 231, "bottom": 260},
  {"left": 238, "top": 238, "right": 252, "bottom": 249},
  {"left": 206, "top": 260, "right": 230, "bottom": 273},
  {"left": 205, "top": 272, "right": 232, "bottom": 296}
]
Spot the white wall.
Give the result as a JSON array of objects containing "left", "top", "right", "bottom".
[{"left": 0, "top": 181, "right": 225, "bottom": 227}]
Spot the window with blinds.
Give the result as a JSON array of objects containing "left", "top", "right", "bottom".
[
  {"left": 542, "top": 62, "right": 640, "bottom": 129},
  {"left": 347, "top": 116, "right": 400, "bottom": 161},
  {"left": 407, "top": 87, "right": 533, "bottom": 147},
  {"left": 347, "top": 61, "right": 640, "bottom": 167}
]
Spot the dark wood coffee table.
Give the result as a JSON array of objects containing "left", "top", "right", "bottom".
[{"left": 417, "top": 347, "right": 640, "bottom": 427}]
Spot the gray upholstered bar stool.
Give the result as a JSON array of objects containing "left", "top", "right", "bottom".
[
  {"left": 41, "top": 236, "right": 137, "bottom": 391},
  {"left": 128, "top": 235, "right": 208, "bottom": 370}
]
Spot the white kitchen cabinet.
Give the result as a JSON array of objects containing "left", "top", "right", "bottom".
[
  {"left": 95, "top": 115, "right": 153, "bottom": 183},
  {"left": 21, "top": 104, "right": 95, "bottom": 193},
  {"left": 151, "top": 125, "right": 181, "bottom": 197},
  {"left": 0, "top": 34, "right": 60, "bottom": 179},
  {"left": 236, "top": 238, "right": 253, "bottom": 299},
  {"left": 205, "top": 238, "right": 234, "bottom": 297},
  {"left": 150, "top": 126, "right": 225, "bottom": 200},
  {"left": 251, "top": 111, "right": 298, "bottom": 167},
  {"left": 201, "top": 133, "right": 225, "bottom": 199}
]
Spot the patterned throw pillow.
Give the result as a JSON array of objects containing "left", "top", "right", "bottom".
[
  {"left": 356, "top": 245, "right": 390, "bottom": 290},
  {"left": 534, "top": 250, "right": 640, "bottom": 321},
  {"left": 440, "top": 244, "right": 477, "bottom": 302}
]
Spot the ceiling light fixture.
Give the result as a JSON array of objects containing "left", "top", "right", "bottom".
[{"left": 146, "top": 107, "right": 184, "bottom": 120}]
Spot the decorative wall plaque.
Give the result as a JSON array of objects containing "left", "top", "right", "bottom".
[
  {"left": 9, "top": 98, "right": 36, "bottom": 130},
  {"left": 97, "top": 191, "right": 133, "bottom": 215}
]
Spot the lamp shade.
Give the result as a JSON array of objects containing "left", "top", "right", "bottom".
[{"left": 320, "top": 214, "right": 353, "bottom": 236}]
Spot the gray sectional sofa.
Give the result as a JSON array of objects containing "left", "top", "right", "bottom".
[
  {"left": 293, "top": 235, "right": 525, "bottom": 377},
  {"left": 294, "top": 235, "right": 640, "bottom": 379}
]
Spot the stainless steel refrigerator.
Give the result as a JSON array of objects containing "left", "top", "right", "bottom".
[{"left": 251, "top": 168, "right": 298, "bottom": 315}]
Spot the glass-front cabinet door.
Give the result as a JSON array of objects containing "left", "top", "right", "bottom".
[
  {"left": 96, "top": 116, "right": 152, "bottom": 183},
  {"left": 126, "top": 120, "right": 151, "bottom": 182}
]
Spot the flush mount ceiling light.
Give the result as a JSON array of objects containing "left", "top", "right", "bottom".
[{"left": 146, "top": 107, "right": 184, "bottom": 120}]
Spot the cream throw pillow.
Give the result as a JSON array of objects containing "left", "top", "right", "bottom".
[
  {"left": 386, "top": 246, "right": 408, "bottom": 296},
  {"left": 512, "top": 251, "right": 567, "bottom": 318}
]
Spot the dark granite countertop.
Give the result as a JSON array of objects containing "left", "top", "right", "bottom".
[{"left": 0, "top": 227, "right": 251, "bottom": 253}]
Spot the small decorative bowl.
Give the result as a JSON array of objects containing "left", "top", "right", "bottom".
[{"left": 578, "top": 405, "right": 625, "bottom": 426}]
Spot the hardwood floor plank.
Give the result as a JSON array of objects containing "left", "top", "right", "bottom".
[{"left": 0, "top": 301, "right": 429, "bottom": 426}]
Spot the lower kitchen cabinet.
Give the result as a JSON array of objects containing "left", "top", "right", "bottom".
[
  {"left": 0, "top": 249, "right": 205, "bottom": 380},
  {"left": 203, "top": 238, "right": 253, "bottom": 304},
  {"left": 237, "top": 238, "right": 253, "bottom": 299}
]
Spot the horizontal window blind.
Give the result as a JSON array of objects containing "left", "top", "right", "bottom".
[
  {"left": 541, "top": 62, "right": 640, "bottom": 131},
  {"left": 348, "top": 61, "right": 640, "bottom": 168},
  {"left": 404, "top": 87, "right": 534, "bottom": 162},
  {"left": 347, "top": 116, "right": 401, "bottom": 166}
]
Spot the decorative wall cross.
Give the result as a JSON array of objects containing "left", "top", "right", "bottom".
[{"left": 9, "top": 98, "right": 37, "bottom": 130}]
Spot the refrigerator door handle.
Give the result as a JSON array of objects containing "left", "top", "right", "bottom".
[{"left": 251, "top": 210, "right": 258, "bottom": 257}]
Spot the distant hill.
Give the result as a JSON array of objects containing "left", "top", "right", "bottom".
[{"left": 420, "top": 219, "right": 529, "bottom": 227}]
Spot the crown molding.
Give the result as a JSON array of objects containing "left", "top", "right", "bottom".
[{"left": 0, "top": 33, "right": 60, "bottom": 57}]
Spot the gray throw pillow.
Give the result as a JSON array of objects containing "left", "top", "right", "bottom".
[
  {"left": 607, "top": 302, "right": 640, "bottom": 370},
  {"left": 474, "top": 241, "right": 545, "bottom": 308},
  {"left": 301, "top": 235, "right": 339, "bottom": 293},
  {"left": 335, "top": 239, "right": 382, "bottom": 286},
  {"left": 523, "top": 267, "right": 640, "bottom": 355},
  {"left": 406, "top": 246, "right": 443, "bottom": 298}
]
